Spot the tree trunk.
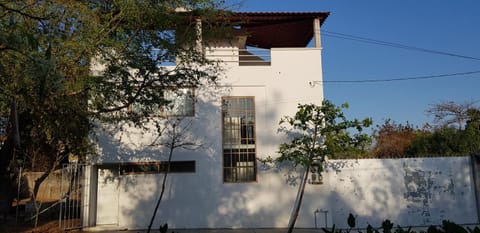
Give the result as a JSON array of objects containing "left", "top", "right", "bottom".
[
  {"left": 147, "top": 131, "right": 176, "bottom": 233},
  {"left": 31, "top": 167, "right": 52, "bottom": 227},
  {"left": 287, "top": 122, "right": 319, "bottom": 233},
  {"left": 287, "top": 166, "right": 310, "bottom": 233},
  {"left": 30, "top": 156, "right": 62, "bottom": 227},
  {"left": 0, "top": 101, "right": 19, "bottom": 175}
]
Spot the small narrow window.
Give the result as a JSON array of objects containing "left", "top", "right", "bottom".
[
  {"left": 222, "top": 97, "right": 257, "bottom": 182},
  {"left": 162, "top": 87, "right": 195, "bottom": 117},
  {"left": 99, "top": 161, "right": 196, "bottom": 175}
]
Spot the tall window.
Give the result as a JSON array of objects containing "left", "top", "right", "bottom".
[{"left": 222, "top": 97, "right": 256, "bottom": 182}]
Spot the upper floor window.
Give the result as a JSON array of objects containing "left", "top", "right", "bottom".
[
  {"left": 222, "top": 97, "right": 256, "bottom": 183},
  {"left": 129, "top": 87, "right": 195, "bottom": 117},
  {"left": 163, "top": 87, "right": 195, "bottom": 117}
]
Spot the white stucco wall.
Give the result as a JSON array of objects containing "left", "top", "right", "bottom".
[
  {"left": 321, "top": 157, "right": 477, "bottom": 228},
  {"left": 90, "top": 46, "right": 326, "bottom": 229},
  {"left": 90, "top": 155, "right": 477, "bottom": 229},
  {"left": 89, "top": 46, "right": 477, "bottom": 229}
]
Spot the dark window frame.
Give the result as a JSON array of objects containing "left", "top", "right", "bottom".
[
  {"left": 97, "top": 161, "right": 196, "bottom": 175},
  {"left": 222, "top": 96, "right": 257, "bottom": 183}
]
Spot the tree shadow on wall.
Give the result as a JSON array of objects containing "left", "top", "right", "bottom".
[
  {"left": 318, "top": 157, "right": 477, "bottom": 230},
  {"left": 94, "top": 86, "right": 290, "bottom": 229}
]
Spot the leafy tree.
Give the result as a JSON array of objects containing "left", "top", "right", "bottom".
[
  {"left": 371, "top": 101, "right": 480, "bottom": 158},
  {"left": 269, "top": 100, "right": 372, "bottom": 233},
  {"left": 0, "top": 0, "right": 225, "bottom": 225},
  {"left": 407, "top": 124, "right": 480, "bottom": 157},
  {"left": 407, "top": 103, "right": 480, "bottom": 157},
  {"left": 373, "top": 120, "right": 418, "bottom": 158}
]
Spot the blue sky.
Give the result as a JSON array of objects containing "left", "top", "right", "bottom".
[{"left": 225, "top": 0, "right": 480, "bottom": 129}]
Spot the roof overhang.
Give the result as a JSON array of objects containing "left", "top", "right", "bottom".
[{"left": 222, "top": 12, "right": 330, "bottom": 49}]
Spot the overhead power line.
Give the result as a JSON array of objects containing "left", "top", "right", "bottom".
[
  {"left": 321, "top": 30, "right": 480, "bottom": 61},
  {"left": 320, "top": 70, "right": 480, "bottom": 84}
]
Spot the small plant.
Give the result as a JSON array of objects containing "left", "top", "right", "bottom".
[
  {"left": 322, "top": 214, "right": 475, "bottom": 233},
  {"left": 348, "top": 213, "right": 356, "bottom": 228},
  {"left": 381, "top": 219, "right": 394, "bottom": 233},
  {"left": 159, "top": 223, "right": 168, "bottom": 233},
  {"left": 159, "top": 223, "right": 178, "bottom": 233}
]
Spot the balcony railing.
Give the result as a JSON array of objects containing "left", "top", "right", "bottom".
[{"left": 206, "top": 48, "right": 271, "bottom": 66}]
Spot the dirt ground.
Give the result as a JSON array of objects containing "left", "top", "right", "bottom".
[
  {"left": 0, "top": 200, "right": 82, "bottom": 233},
  {"left": 0, "top": 219, "right": 66, "bottom": 233}
]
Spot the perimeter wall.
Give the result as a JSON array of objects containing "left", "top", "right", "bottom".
[{"left": 316, "top": 156, "right": 478, "bottom": 228}]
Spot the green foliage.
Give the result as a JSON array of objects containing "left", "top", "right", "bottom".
[
  {"left": 411, "top": 101, "right": 480, "bottom": 157},
  {"left": 270, "top": 100, "right": 371, "bottom": 233},
  {"left": 407, "top": 122, "right": 480, "bottom": 156},
  {"left": 0, "top": 1, "right": 227, "bottom": 220},
  {"left": 275, "top": 100, "right": 372, "bottom": 167},
  {"left": 322, "top": 214, "right": 475, "bottom": 233},
  {"left": 371, "top": 102, "right": 480, "bottom": 158},
  {"left": 0, "top": 0, "right": 225, "bottom": 171}
]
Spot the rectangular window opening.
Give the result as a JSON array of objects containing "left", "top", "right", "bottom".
[
  {"left": 129, "top": 87, "right": 195, "bottom": 117},
  {"left": 98, "top": 161, "right": 195, "bottom": 175},
  {"left": 239, "top": 46, "right": 271, "bottom": 66},
  {"left": 222, "top": 96, "right": 257, "bottom": 183},
  {"left": 162, "top": 87, "right": 195, "bottom": 117}
]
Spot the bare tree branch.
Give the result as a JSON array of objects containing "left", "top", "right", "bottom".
[
  {"left": 426, "top": 100, "right": 479, "bottom": 129},
  {"left": 0, "top": 2, "right": 47, "bottom": 21}
]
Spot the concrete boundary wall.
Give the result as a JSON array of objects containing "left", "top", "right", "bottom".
[
  {"left": 86, "top": 156, "right": 478, "bottom": 230},
  {"left": 23, "top": 171, "right": 63, "bottom": 201},
  {"left": 320, "top": 156, "right": 478, "bottom": 228},
  {"left": 470, "top": 154, "right": 480, "bottom": 223}
]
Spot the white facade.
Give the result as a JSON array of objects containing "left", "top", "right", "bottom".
[
  {"left": 84, "top": 12, "right": 478, "bottom": 230},
  {"left": 89, "top": 44, "right": 325, "bottom": 230}
]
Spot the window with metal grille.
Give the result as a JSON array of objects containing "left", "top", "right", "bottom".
[{"left": 222, "top": 97, "right": 256, "bottom": 182}]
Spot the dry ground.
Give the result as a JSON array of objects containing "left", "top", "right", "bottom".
[{"left": 0, "top": 199, "right": 82, "bottom": 233}]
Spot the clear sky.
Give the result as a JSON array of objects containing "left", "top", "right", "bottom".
[{"left": 224, "top": 0, "right": 480, "bottom": 129}]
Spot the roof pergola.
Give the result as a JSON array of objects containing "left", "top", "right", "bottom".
[{"left": 224, "top": 12, "right": 330, "bottom": 49}]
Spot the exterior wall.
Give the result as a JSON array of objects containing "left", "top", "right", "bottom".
[
  {"left": 90, "top": 46, "right": 325, "bottom": 229},
  {"left": 23, "top": 171, "right": 63, "bottom": 201},
  {"left": 321, "top": 157, "right": 477, "bottom": 228},
  {"left": 89, "top": 155, "right": 477, "bottom": 229},
  {"left": 89, "top": 45, "right": 478, "bottom": 229}
]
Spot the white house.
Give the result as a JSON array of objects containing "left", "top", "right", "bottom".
[{"left": 81, "top": 11, "right": 478, "bottom": 231}]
